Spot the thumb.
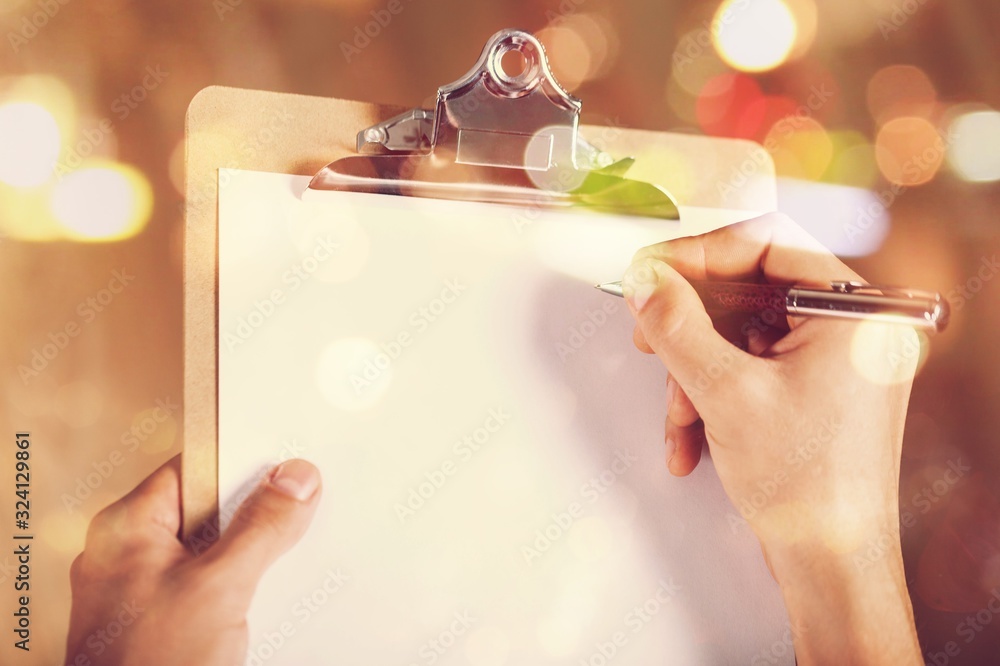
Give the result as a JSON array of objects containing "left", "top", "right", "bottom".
[
  {"left": 201, "top": 459, "right": 321, "bottom": 594},
  {"left": 623, "top": 258, "right": 757, "bottom": 409}
]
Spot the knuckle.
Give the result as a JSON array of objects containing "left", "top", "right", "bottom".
[
  {"left": 735, "top": 212, "right": 797, "bottom": 245},
  {"left": 631, "top": 243, "right": 663, "bottom": 265}
]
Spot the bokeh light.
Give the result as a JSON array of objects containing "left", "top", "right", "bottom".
[
  {"left": 776, "top": 178, "right": 890, "bottom": 257},
  {"left": 784, "top": 0, "right": 818, "bottom": 58},
  {"left": 537, "top": 14, "right": 617, "bottom": 91},
  {"left": 696, "top": 73, "right": 764, "bottom": 138},
  {"left": 0, "top": 102, "right": 60, "bottom": 187},
  {"left": 946, "top": 110, "right": 1000, "bottom": 182},
  {"left": 712, "top": 0, "right": 797, "bottom": 73},
  {"left": 763, "top": 115, "right": 833, "bottom": 180},
  {"left": 875, "top": 116, "right": 945, "bottom": 186},
  {"left": 671, "top": 29, "right": 731, "bottom": 97},
  {"left": 810, "top": 1, "right": 879, "bottom": 46},
  {"left": 50, "top": 161, "right": 153, "bottom": 241},
  {"left": 537, "top": 25, "right": 590, "bottom": 91},
  {"left": 285, "top": 199, "right": 371, "bottom": 283},
  {"left": 823, "top": 131, "right": 878, "bottom": 188},
  {"left": 0, "top": 183, "right": 66, "bottom": 241},
  {"left": 851, "top": 322, "right": 928, "bottom": 385},
  {"left": 315, "top": 337, "right": 392, "bottom": 410},
  {"left": 867, "top": 65, "right": 937, "bottom": 126},
  {"left": 740, "top": 94, "right": 799, "bottom": 143},
  {"left": 0, "top": 74, "right": 76, "bottom": 141}
]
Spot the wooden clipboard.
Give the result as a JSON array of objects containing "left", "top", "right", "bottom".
[{"left": 181, "top": 84, "right": 776, "bottom": 541}]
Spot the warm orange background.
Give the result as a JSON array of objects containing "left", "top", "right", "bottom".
[{"left": 1, "top": 0, "right": 998, "bottom": 664}]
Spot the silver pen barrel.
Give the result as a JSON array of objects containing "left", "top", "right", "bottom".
[{"left": 787, "top": 287, "right": 950, "bottom": 332}]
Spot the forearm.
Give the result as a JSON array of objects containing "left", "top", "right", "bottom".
[{"left": 766, "top": 539, "right": 922, "bottom": 665}]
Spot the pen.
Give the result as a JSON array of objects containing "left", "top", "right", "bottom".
[{"left": 595, "top": 279, "right": 950, "bottom": 333}]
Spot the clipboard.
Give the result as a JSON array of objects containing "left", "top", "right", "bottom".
[
  {"left": 182, "top": 29, "right": 776, "bottom": 541},
  {"left": 185, "top": 29, "right": 791, "bottom": 663}
]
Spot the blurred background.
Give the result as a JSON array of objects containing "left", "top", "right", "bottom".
[{"left": 1, "top": 0, "right": 998, "bottom": 663}]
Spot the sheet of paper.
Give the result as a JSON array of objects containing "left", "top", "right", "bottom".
[{"left": 218, "top": 169, "right": 792, "bottom": 665}]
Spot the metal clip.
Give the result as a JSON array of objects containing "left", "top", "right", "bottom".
[{"left": 307, "top": 28, "right": 679, "bottom": 220}]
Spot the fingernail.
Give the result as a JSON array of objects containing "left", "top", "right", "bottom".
[
  {"left": 665, "top": 437, "right": 676, "bottom": 466},
  {"left": 665, "top": 377, "right": 678, "bottom": 413},
  {"left": 622, "top": 259, "right": 664, "bottom": 312},
  {"left": 268, "top": 460, "right": 320, "bottom": 502}
]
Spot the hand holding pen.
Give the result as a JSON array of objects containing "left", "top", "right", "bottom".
[{"left": 616, "top": 212, "right": 923, "bottom": 665}]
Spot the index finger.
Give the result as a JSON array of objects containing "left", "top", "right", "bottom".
[
  {"left": 85, "top": 454, "right": 184, "bottom": 551},
  {"left": 633, "top": 212, "right": 862, "bottom": 288}
]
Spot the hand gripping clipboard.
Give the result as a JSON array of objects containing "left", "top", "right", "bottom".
[{"left": 182, "top": 28, "right": 776, "bottom": 540}]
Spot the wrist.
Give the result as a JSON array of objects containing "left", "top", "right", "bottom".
[{"left": 759, "top": 528, "right": 922, "bottom": 665}]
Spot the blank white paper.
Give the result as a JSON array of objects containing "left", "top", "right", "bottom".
[{"left": 217, "top": 168, "right": 792, "bottom": 666}]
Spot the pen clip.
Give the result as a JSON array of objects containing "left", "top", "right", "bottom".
[{"left": 829, "top": 280, "right": 936, "bottom": 300}]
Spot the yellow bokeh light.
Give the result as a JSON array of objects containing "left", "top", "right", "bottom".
[
  {"left": 50, "top": 160, "right": 153, "bottom": 241},
  {"left": 875, "top": 116, "right": 945, "bottom": 186},
  {"left": 0, "top": 183, "right": 66, "bottom": 241},
  {"left": 824, "top": 131, "right": 878, "bottom": 188},
  {"left": 946, "top": 110, "right": 1000, "bottom": 182},
  {"left": 850, "top": 321, "right": 928, "bottom": 386},
  {"left": 712, "top": 0, "right": 798, "bottom": 73},
  {"left": 764, "top": 116, "right": 833, "bottom": 180},
  {"left": 633, "top": 144, "right": 698, "bottom": 202},
  {"left": 0, "top": 74, "right": 76, "bottom": 144},
  {"left": 0, "top": 102, "right": 60, "bottom": 187}
]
